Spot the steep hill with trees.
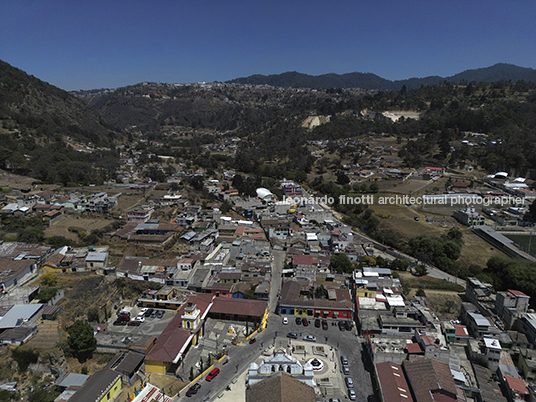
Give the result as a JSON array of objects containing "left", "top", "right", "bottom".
[{"left": 0, "top": 60, "right": 121, "bottom": 184}]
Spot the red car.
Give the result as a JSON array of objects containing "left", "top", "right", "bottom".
[
  {"left": 249, "top": 338, "right": 257, "bottom": 344},
  {"left": 206, "top": 367, "right": 220, "bottom": 381},
  {"left": 302, "top": 318, "right": 309, "bottom": 326}
]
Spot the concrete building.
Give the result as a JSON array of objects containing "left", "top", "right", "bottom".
[
  {"left": 453, "top": 206, "right": 485, "bottom": 226},
  {"left": 496, "top": 290, "right": 530, "bottom": 318}
]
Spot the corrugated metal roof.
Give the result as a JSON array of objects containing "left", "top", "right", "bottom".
[
  {"left": 86, "top": 251, "right": 107, "bottom": 261},
  {"left": 468, "top": 312, "right": 490, "bottom": 327},
  {"left": 0, "top": 304, "right": 44, "bottom": 329}
]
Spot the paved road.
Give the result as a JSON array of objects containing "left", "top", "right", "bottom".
[
  {"left": 273, "top": 316, "right": 374, "bottom": 401},
  {"left": 173, "top": 313, "right": 374, "bottom": 402},
  {"left": 268, "top": 250, "right": 284, "bottom": 313},
  {"left": 174, "top": 316, "right": 286, "bottom": 401}
]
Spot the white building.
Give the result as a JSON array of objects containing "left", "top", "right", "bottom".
[{"left": 248, "top": 348, "right": 315, "bottom": 389}]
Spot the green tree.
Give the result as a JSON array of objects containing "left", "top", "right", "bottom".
[
  {"left": 330, "top": 253, "right": 354, "bottom": 274},
  {"left": 36, "top": 287, "right": 57, "bottom": 303},
  {"left": 17, "top": 227, "right": 45, "bottom": 243},
  {"left": 443, "top": 300, "right": 457, "bottom": 314},
  {"left": 336, "top": 171, "right": 349, "bottom": 185},
  {"left": 369, "top": 182, "right": 379, "bottom": 193},
  {"left": 390, "top": 258, "right": 410, "bottom": 271},
  {"left": 45, "top": 236, "right": 72, "bottom": 248},
  {"left": 314, "top": 284, "right": 327, "bottom": 299},
  {"left": 295, "top": 170, "right": 308, "bottom": 183},
  {"left": 87, "top": 307, "right": 99, "bottom": 322},
  {"left": 526, "top": 200, "right": 536, "bottom": 222},
  {"left": 65, "top": 320, "right": 96, "bottom": 362},
  {"left": 414, "top": 264, "right": 428, "bottom": 276},
  {"left": 41, "top": 273, "right": 58, "bottom": 287},
  {"left": 0, "top": 390, "right": 17, "bottom": 401},
  {"left": 27, "top": 386, "right": 58, "bottom": 402},
  {"left": 11, "top": 347, "right": 39, "bottom": 372},
  {"left": 442, "top": 227, "right": 464, "bottom": 245},
  {"left": 416, "top": 288, "right": 426, "bottom": 297}
]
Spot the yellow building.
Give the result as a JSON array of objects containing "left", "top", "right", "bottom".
[
  {"left": 145, "top": 294, "right": 214, "bottom": 374},
  {"left": 72, "top": 369, "right": 122, "bottom": 402},
  {"left": 356, "top": 288, "right": 376, "bottom": 298},
  {"left": 182, "top": 302, "right": 204, "bottom": 345}
]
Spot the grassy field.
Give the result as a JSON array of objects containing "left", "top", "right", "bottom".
[
  {"left": 370, "top": 196, "right": 452, "bottom": 241},
  {"left": 398, "top": 272, "right": 463, "bottom": 320},
  {"left": 458, "top": 227, "right": 506, "bottom": 268},
  {"left": 44, "top": 215, "right": 116, "bottom": 241},
  {"left": 363, "top": 190, "right": 510, "bottom": 268},
  {"left": 399, "top": 271, "right": 464, "bottom": 293}
]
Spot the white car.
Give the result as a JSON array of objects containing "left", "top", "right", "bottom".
[
  {"left": 303, "top": 335, "right": 316, "bottom": 342},
  {"left": 282, "top": 317, "right": 288, "bottom": 325},
  {"left": 134, "top": 316, "right": 145, "bottom": 323}
]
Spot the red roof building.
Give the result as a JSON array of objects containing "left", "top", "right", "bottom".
[
  {"left": 376, "top": 362, "right": 414, "bottom": 402},
  {"left": 406, "top": 343, "right": 424, "bottom": 355},
  {"left": 403, "top": 359, "right": 457, "bottom": 402},
  {"left": 504, "top": 375, "right": 529, "bottom": 401}
]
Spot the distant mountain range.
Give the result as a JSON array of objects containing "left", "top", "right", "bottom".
[{"left": 228, "top": 63, "right": 536, "bottom": 90}]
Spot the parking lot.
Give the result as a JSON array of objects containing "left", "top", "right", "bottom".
[{"left": 104, "top": 306, "right": 176, "bottom": 336}]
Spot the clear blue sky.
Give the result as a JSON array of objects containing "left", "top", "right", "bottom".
[{"left": 1, "top": 0, "right": 535, "bottom": 91}]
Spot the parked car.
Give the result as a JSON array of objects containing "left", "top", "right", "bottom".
[
  {"left": 282, "top": 317, "right": 288, "bottom": 325},
  {"left": 144, "top": 308, "right": 154, "bottom": 317},
  {"left": 314, "top": 319, "right": 320, "bottom": 328},
  {"left": 348, "top": 388, "right": 356, "bottom": 401},
  {"left": 303, "top": 335, "right": 316, "bottom": 342},
  {"left": 206, "top": 367, "right": 220, "bottom": 381},
  {"left": 186, "top": 382, "right": 201, "bottom": 397},
  {"left": 345, "top": 320, "right": 354, "bottom": 331},
  {"left": 134, "top": 316, "right": 145, "bottom": 323},
  {"left": 340, "top": 355, "right": 348, "bottom": 365},
  {"left": 128, "top": 320, "right": 141, "bottom": 326},
  {"left": 151, "top": 310, "right": 158, "bottom": 318},
  {"left": 343, "top": 364, "right": 350, "bottom": 375},
  {"left": 117, "top": 315, "right": 130, "bottom": 322},
  {"left": 295, "top": 317, "right": 302, "bottom": 325},
  {"left": 302, "top": 318, "right": 309, "bottom": 327},
  {"left": 345, "top": 377, "right": 354, "bottom": 388},
  {"left": 156, "top": 310, "right": 165, "bottom": 319},
  {"left": 113, "top": 320, "right": 127, "bottom": 326},
  {"left": 286, "top": 332, "right": 298, "bottom": 339},
  {"left": 338, "top": 320, "right": 346, "bottom": 331},
  {"left": 322, "top": 319, "right": 328, "bottom": 330},
  {"left": 185, "top": 383, "right": 201, "bottom": 397}
]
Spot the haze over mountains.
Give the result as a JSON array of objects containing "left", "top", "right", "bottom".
[{"left": 228, "top": 63, "right": 536, "bottom": 90}]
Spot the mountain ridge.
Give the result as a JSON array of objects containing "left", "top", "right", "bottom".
[{"left": 228, "top": 63, "right": 536, "bottom": 90}]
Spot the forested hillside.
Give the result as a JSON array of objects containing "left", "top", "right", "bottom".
[{"left": 0, "top": 60, "right": 120, "bottom": 184}]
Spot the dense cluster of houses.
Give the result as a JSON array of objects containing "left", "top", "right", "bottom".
[{"left": 354, "top": 267, "right": 536, "bottom": 402}]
